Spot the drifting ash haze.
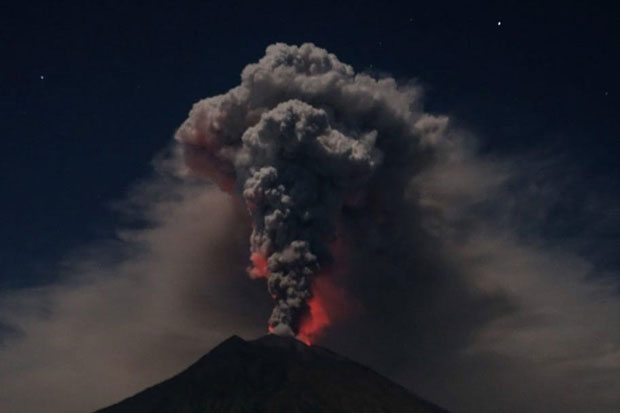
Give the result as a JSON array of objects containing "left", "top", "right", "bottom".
[{"left": 1, "top": 43, "right": 620, "bottom": 412}]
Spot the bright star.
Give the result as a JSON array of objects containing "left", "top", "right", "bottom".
[
  {"left": 40, "top": 75, "right": 44, "bottom": 80},
  {"left": 497, "top": 21, "right": 502, "bottom": 26}
]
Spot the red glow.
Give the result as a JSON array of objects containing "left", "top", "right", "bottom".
[
  {"left": 248, "top": 252, "right": 269, "bottom": 279},
  {"left": 298, "top": 292, "right": 330, "bottom": 346},
  {"left": 298, "top": 273, "right": 348, "bottom": 345},
  {"left": 296, "top": 235, "right": 361, "bottom": 344},
  {"left": 297, "top": 242, "right": 339, "bottom": 344},
  {"left": 183, "top": 143, "right": 236, "bottom": 192}
]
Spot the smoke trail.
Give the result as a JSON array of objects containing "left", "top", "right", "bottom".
[{"left": 175, "top": 43, "right": 443, "bottom": 339}]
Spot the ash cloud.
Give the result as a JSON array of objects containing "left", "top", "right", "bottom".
[
  {"left": 0, "top": 43, "right": 619, "bottom": 412},
  {"left": 175, "top": 43, "right": 438, "bottom": 337},
  {"left": 174, "top": 43, "right": 620, "bottom": 410}
]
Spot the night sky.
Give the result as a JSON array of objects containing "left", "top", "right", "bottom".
[
  {"left": 2, "top": 1, "right": 617, "bottom": 288},
  {"left": 1, "top": 2, "right": 619, "bottom": 412}
]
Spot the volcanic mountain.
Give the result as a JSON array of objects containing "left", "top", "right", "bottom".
[{"left": 95, "top": 334, "right": 447, "bottom": 412}]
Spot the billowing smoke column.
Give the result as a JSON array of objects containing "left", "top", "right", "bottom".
[{"left": 175, "top": 43, "right": 445, "bottom": 341}]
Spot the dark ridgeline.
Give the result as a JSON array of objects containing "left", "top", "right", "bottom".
[{"left": 95, "top": 335, "right": 448, "bottom": 412}]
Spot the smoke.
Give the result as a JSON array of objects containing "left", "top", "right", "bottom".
[
  {"left": 0, "top": 158, "right": 271, "bottom": 412},
  {"left": 0, "top": 43, "right": 619, "bottom": 412},
  {"left": 175, "top": 43, "right": 441, "bottom": 339},
  {"left": 173, "top": 43, "right": 620, "bottom": 410}
]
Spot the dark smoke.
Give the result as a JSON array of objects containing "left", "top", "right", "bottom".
[
  {"left": 175, "top": 43, "right": 443, "bottom": 337},
  {"left": 2, "top": 42, "right": 620, "bottom": 413}
]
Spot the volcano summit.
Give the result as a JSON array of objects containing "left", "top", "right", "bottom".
[{"left": 96, "top": 335, "right": 447, "bottom": 412}]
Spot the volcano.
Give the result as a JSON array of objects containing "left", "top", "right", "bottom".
[{"left": 95, "top": 335, "right": 447, "bottom": 412}]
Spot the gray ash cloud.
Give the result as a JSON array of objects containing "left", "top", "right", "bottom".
[
  {"left": 175, "top": 43, "right": 443, "bottom": 335},
  {"left": 2, "top": 42, "right": 620, "bottom": 412}
]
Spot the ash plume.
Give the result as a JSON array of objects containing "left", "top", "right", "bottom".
[
  {"left": 2, "top": 42, "right": 620, "bottom": 413},
  {"left": 175, "top": 43, "right": 442, "bottom": 339}
]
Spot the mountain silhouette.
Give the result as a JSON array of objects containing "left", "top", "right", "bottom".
[{"left": 95, "top": 334, "right": 448, "bottom": 412}]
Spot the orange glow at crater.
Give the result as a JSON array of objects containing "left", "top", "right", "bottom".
[
  {"left": 298, "top": 293, "right": 330, "bottom": 346},
  {"left": 297, "top": 275, "right": 337, "bottom": 345}
]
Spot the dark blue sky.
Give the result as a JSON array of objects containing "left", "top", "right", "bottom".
[{"left": 1, "top": 1, "right": 618, "bottom": 289}]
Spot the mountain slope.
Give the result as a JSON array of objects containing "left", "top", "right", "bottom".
[{"left": 95, "top": 334, "right": 448, "bottom": 412}]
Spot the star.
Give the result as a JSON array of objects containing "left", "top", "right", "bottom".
[
  {"left": 497, "top": 21, "right": 502, "bottom": 26},
  {"left": 40, "top": 75, "right": 45, "bottom": 80}
]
